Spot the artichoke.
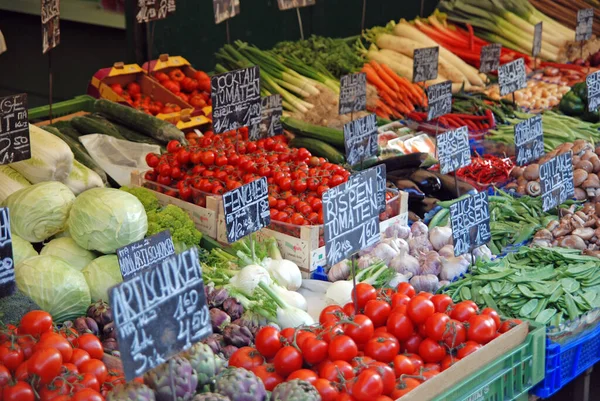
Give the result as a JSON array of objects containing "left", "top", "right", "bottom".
[
  {"left": 87, "top": 299, "right": 113, "bottom": 330},
  {"left": 203, "top": 334, "right": 225, "bottom": 355},
  {"left": 210, "top": 308, "right": 231, "bottom": 333},
  {"left": 181, "top": 342, "right": 220, "bottom": 389},
  {"left": 208, "top": 288, "right": 229, "bottom": 308},
  {"left": 144, "top": 356, "right": 198, "bottom": 401},
  {"left": 192, "top": 394, "right": 231, "bottom": 401},
  {"left": 221, "top": 345, "right": 238, "bottom": 360},
  {"left": 271, "top": 380, "right": 321, "bottom": 401},
  {"left": 223, "top": 298, "right": 243, "bottom": 321},
  {"left": 214, "top": 368, "right": 267, "bottom": 401},
  {"left": 222, "top": 324, "right": 252, "bottom": 348},
  {"left": 106, "top": 382, "right": 156, "bottom": 401}
]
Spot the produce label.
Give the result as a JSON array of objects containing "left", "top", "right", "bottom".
[
  {"left": 0, "top": 208, "right": 15, "bottom": 298},
  {"left": 339, "top": 73, "right": 367, "bottom": 115},
  {"left": 110, "top": 247, "right": 211, "bottom": 381},
  {"left": 223, "top": 177, "right": 271, "bottom": 243},
  {"left": 249, "top": 94, "right": 283, "bottom": 141},
  {"left": 210, "top": 66, "right": 261, "bottom": 134},
  {"left": 532, "top": 22, "right": 542, "bottom": 58},
  {"left": 116, "top": 230, "right": 176, "bottom": 281},
  {"left": 41, "top": 0, "right": 60, "bottom": 54},
  {"left": 586, "top": 71, "right": 600, "bottom": 112},
  {"left": 576, "top": 8, "right": 594, "bottom": 42},
  {"left": 213, "top": 0, "right": 240, "bottom": 24},
  {"left": 413, "top": 46, "right": 439, "bottom": 83},
  {"left": 343, "top": 114, "right": 378, "bottom": 166},
  {"left": 278, "top": 0, "right": 315, "bottom": 10},
  {"left": 479, "top": 43, "right": 501, "bottom": 74},
  {"left": 323, "top": 167, "right": 382, "bottom": 266},
  {"left": 426, "top": 80, "right": 452, "bottom": 121},
  {"left": 514, "top": 115, "right": 544, "bottom": 166},
  {"left": 540, "top": 151, "right": 575, "bottom": 212},
  {"left": 449, "top": 192, "right": 491, "bottom": 257},
  {"left": 437, "top": 125, "right": 471, "bottom": 175},
  {"left": 498, "top": 58, "right": 527, "bottom": 96},
  {"left": 136, "top": 0, "right": 176, "bottom": 24},
  {"left": 0, "top": 94, "right": 31, "bottom": 165}
]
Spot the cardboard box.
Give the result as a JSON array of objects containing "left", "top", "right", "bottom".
[{"left": 142, "top": 54, "right": 198, "bottom": 81}]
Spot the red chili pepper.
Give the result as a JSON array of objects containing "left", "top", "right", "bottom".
[
  {"left": 455, "top": 155, "right": 513, "bottom": 190},
  {"left": 467, "top": 24, "right": 475, "bottom": 51}
]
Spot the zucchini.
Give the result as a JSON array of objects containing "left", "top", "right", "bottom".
[
  {"left": 282, "top": 116, "right": 344, "bottom": 147},
  {"left": 99, "top": 116, "right": 163, "bottom": 146},
  {"left": 71, "top": 115, "right": 125, "bottom": 140},
  {"left": 49, "top": 121, "right": 82, "bottom": 141},
  {"left": 289, "top": 137, "right": 345, "bottom": 164},
  {"left": 94, "top": 99, "right": 186, "bottom": 144}
]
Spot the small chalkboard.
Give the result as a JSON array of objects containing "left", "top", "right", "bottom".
[
  {"left": 540, "top": 151, "right": 575, "bottom": 212},
  {"left": 586, "top": 71, "right": 600, "bottom": 112},
  {"left": 437, "top": 126, "right": 471, "bottom": 175},
  {"left": 110, "top": 248, "right": 211, "bottom": 381},
  {"left": 514, "top": 115, "right": 544, "bottom": 166},
  {"left": 413, "top": 47, "right": 439, "bottom": 83},
  {"left": 249, "top": 95, "right": 283, "bottom": 141},
  {"left": 479, "top": 43, "right": 501, "bottom": 74},
  {"left": 223, "top": 177, "right": 270, "bottom": 243},
  {"left": 278, "top": 0, "right": 315, "bottom": 10},
  {"left": 532, "top": 22, "right": 543, "bottom": 58},
  {"left": 136, "top": 0, "right": 176, "bottom": 24},
  {"left": 0, "top": 94, "right": 31, "bottom": 165},
  {"left": 213, "top": 0, "right": 241, "bottom": 24},
  {"left": 498, "top": 58, "right": 527, "bottom": 97},
  {"left": 323, "top": 167, "right": 382, "bottom": 266},
  {"left": 427, "top": 80, "right": 452, "bottom": 121},
  {"left": 344, "top": 114, "right": 378, "bottom": 166},
  {"left": 449, "top": 192, "right": 491, "bottom": 257},
  {"left": 339, "top": 73, "right": 367, "bottom": 115},
  {"left": 116, "top": 231, "right": 176, "bottom": 281},
  {"left": 576, "top": 8, "right": 594, "bottom": 42},
  {"left": 0, "top": 208, "right": 15, "bottom": 298},
  {"left": 41, "top": 0, "right": 60, "bottom": 54},
  {"left": 211, "top": 66, "right": 261, "bottom": 134}
]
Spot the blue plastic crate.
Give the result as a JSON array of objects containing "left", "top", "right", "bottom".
[{"left": 532, "top": 321, "right": 600, "bottom": 398}]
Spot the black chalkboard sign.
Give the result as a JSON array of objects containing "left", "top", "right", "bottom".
[
  {"left": 479, "top": 43, "right": 501, "bottom": 74},
  {"left": 586, "top": 71, "right": 600, "bottom": 112},
  {"left": 576, "top": 8, "right": 594, "bottom": 42},
  {"left": 323, "top": 167, "right": 381, "bottom": 266},
  {"left": 427, "top": 80, "right": 452, "bottom": 121},
  {"left": 136, "top": 0, "right": 176, "bottom": 24},
  {"left": 344, "top": 114, "right": 378, "bottom": 166},
  {"left": 437, "top": 126, "right": 471, "bottom": 175},
  {"left": 0, "top": 94, "right": 31, "bottom": 165},
  {"left": 211, "top": 66, "right": 261, "bottom": 134},
  {"left": 540, "top": 151, "right": 575, "bottom": 212},
  {"left": 41, "top": 0, "right": 60, "bottom": 54},
  {"left": 514, "top": 115, "right": 544, "bottom": 166},
  {"left": 116, "top": 231, "right": 176, "bottom": 281},
  {"left": 249, "top": 95, "right": 283, "bottom": 141},
  {"left": 339, "top": 73, "right": 367, "bottom": 115},
  {"left": 413, "top": 47, "right": 439, "bottom": 83},
  {"left": 278, "top": 0, "right": 315, "bottom": 10},
  {"left": 213, "top": 0, "right": 241, "bottom": 24},
  {"left": 223, "top": 177, "right": 270, "bottom": 243},
  {"left": 0, "top": 208, "right": 15, "bottom": 299},
  {"left": 498, "top": 58, "right": 527, "bottom": 96},
  {"left": 532, "top": 22, "right": 543, "bottom": 58},
  {"left": 449, "top": 192, "right": 491, "bottom": 257},
  {"left": 110, "top": 247, "right": 211, "bottom": 382}
]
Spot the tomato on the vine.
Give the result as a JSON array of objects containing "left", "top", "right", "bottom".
[
  {"left": 430, "top": 294, "right": 453, "bottom": 313},
  {"left": 396, "top": 283, "right": 416, "bottom": 298},
  {"left": 466, "top": 315, "right": 497, "bottom": 344},
  {"left": 28, "top": 348, "right": 62, "bottom": 385},
  {"left": 319, "top": 305, "right": 344, "bottom": 325},
  {"left": 78, "top": 359, "right": 108, "bottom": 385},
  {"left": 343, "top": 315, "right": 374, "bottom": 345},
  {"left": 75, "top": 334, "right": 104, "bottom": 360},
  {"left": 351, "top": 370, "right": 384, "bottom": 401},
  {"left": 255, "top": 327, "right": 282, "bottom": 358},
  {"left": 301, "top": 337, "right": 329, "bottom": 365},
  {"left": 392, "top": 355, "right": 415, "bottom": 377},
  {"left": 252, "top": 364, "right": 284, "bottom": 391},
  {"left": 3, "top": 381, "right": 35, "bottom": 401},
  {"left": 273, "top": 346, "right": 303, "bottom": 377},
  {"left": 418, "top": 338, "right": 446, "bottom": 363},
  {"left": 449, "top": 301, "right": 479, "bottom": 322},
  {"left": 499, "top": 319, "right": 522, "bottom": 333},
  {"left": 456, "top": 341, "right": 482, "bottom": 359},
  {"left": 481, "top": 307, "right": 501, "bottom": 329},
  {"left": 36, "top": 332, "right": 73, "bottom": 364},
  {"left": 318, "top": 360, "right": 354, "bottom": 383},
  {"left": 407, "top": 296, "right": 435, "bottom": 325},
  {"left": 352, "top": 283, "right": 377, "bottom": 310},
  {"left": 364, "top": 333, "right": 400, "bottom": 363},
  {"left": 364, "top": 300, "right": 391, "bottom": 328},
  {"left": 442, "top": 320, "right": 467, "bottom": 348},
  {"left": 328, "top": 335, "right": 358, "bottom": 362},
  {"left": 71, "top": 388, "right": 104, "bottom": 401},
  {"left": 229, "top": 347, "right": 264, "bottom": 370},
  {"left": 424, "top": 313, "right": 451, "bottom": 341},
  {"left": 386, "top": 312, "right": 414, "bottom": 341}
]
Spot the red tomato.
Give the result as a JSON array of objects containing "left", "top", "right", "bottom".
[
  {"left": 273, "top": 346, "right": 303, "bottom": 377},
  {"left": 75, "top": 334, "right": 104, "bottom": 360},
  {"left": 166, "top": 140, "right": 182, "bottom": 153},
  {"left": 255, "top": 327, "right": 282, "bottom": 358},
  {"left": 352, "top": 370, "right": 383, "bottom": 401},
  {"left": 78, "top": 359, "right": 108, "bottom": 385},
  {"left": 0, "top": 342, "right": 24, "bottom": 371},
  {"left": 396, "top": 282, "right": 416, "bottom": 298},
  {"left": 0, "top": 364, "right": 10, "bottom": 387},
  {"left": 28, "top": 348, "right": 62, "bottom": 385},
  {"left": 71, "top": 349, "right": 91, "bottom": 369},
  {"left": 498, "top": 319, "right": 522, "bottom": 333},
  {"left": 386, "top": 312, "right": 414, "bottom": 341},
  {"left": 440, "top": 355, "right": 461, "bottom": 371},
  {"left": 390, "top": 293, "right": 410, "bottom": 309},
  {"left": 442, "top": 320, "right": 467, "bottom": 349},
  {"left": 328, "top": 335, "right": 358, "bottom": 362},
  {"left": 287, "top": 369, "right": 318, "bottom": 384},
  {"left": 365, "top": 362, "right": 395, "bottom": 395},
  {"left": 402, "top": 333, "right": 422, "bottom": 354},
  {"left": 252, "top": 364, "right": 284, "bottom": 391},
  {"left": 364, "top": 300, "right": 391, "bottom": 328},
  {"left": 36, "top": 332, "right": 73, "bottom": 364},
  {"left": 456, "top": 341, "right": 482, "bottom": 359},
  {"left": 15, "top": 361, "right": 29, "bottom": 381},
  {"left": 3, "top": 381, "right": 35, "bottom": 401},
  {"left": 407, "top": 296, "right": 435, "bottom": 325},
  {"left": 481, "top": 307, "right": 501, "bottom": 329},
  {"left": 319, "top": 305, "right": 345, "bottom": 325},
  {"left": 127, "top": 82, "right": 141, "bottom": 95},
  {"left": 450, "top": 301, "right": 479, "bottom": 322},
  {"left": 76, "top": 373, "right": 101, "bottom": 392},
  {"left": 279, "top": 328, "right": 295, "bottom": 344},
  {"left": 430, "top": 294, "right": 453, "bottom": 313},
  {"left": 390, "top": 377, "right": 421, "bottom": 398},
  {"left": 418, "top": 338, "right": 446, "bottom": 364},
  {"left": 313, "top": 378, "right": 340, "bottom": 401},
  {"left": 364, "top": 334, "right": 400, "bottom": 363},
  {"left": 319, "top": 360, "right": 354, "bottom": 383},
  {"left": 343, "top": 315, "right": 374, "bottom": 345},
  {"left": 424, "top": 313, "right": 451, "bottom": 341},
  {"left": 19, "top": 311, "right": 53, "bottom": 336},
  {"left": 467, "top": 315, "right": 497, "bottom": 344},
  {"left": 392, "top": 355, "right": 415, "bottom": 377},
  {"left": 301, "top": 337, "right": 329, "bottom": 365},
  {"left": 71, "top": 388, "right": 104, "bottom": 401},
  {"left": 229, "top": 347, "right": 264, "bottom": 370},
  {"left": 296, "top": 331, "right": 316, "bottom": 349}
]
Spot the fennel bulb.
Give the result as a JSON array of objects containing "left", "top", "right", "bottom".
[
  {"left": 229, "top": 264, "right": 272, "bottom": 296},
  {"left": 266, "top": 259, "right": 302, "bottom": 291},
  {"left": 325, "top": 281, "right": 353, "bottom": 306},
  {"left": 273, "top": 285, "right": 308, "bottom": 311}
]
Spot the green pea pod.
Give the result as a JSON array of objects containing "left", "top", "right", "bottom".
[{"left": 535, "top": 308, "right": 557, "bottom": 325}]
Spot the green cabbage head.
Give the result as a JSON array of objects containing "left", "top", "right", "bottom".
[
  {"left": 41, "top": 237, "right": 97, "bottom": 271},
  {"left": 82, "top": 255, "right": 123, "bottom": 302},
  {"left": 68, "top": 188, "right": 148, "bottom": 253},
  {"left": 16, "top": 255, "right": 91, "bottom": 322},
  {"left": 12, "top": 234, "right": 38, "bottom": 266}
]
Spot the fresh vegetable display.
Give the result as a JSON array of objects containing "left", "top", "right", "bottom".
[
  {"left": 559, "top": 81, "right": 600, "bottom": 123},
  {"left": 153, "top": 67, "right": 212, "bottom": 110},
  {"left": 483, "top": 80, "right": 570, "bottom": 113},
  {"left": 454, "top": 154, "right": 513, "bottom": 190},
  {"left": 407, "top": 110, "right": 496, "bottom": 132}
]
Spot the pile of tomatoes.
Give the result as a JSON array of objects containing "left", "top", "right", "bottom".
[
  {"left": 228, "top": 282, "right": 521, "bottom": 401},
  {"left": 153, "top": 68, "right": 212, "bottom": 109},
  {"left": 144, "top": 129, "right": 354, "bottom": 226},
  {"left": 109, "top": 81, "right": 182, "bottom": 116},
  {"left": 0, "top": 310, "right": 127, "bottom": 401}
]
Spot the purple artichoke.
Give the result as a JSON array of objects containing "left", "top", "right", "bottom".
[
  {"left": 210, "top": 308, "right": 231, "bottom": 333},
  {"left": 214, "top": 368, "right": 267, "bottom": 401},
  {"left": 222, "top": 324, "right": 252, "bottom": 348},
  {"left": 271, "top": 380, "right": 321, "bottom": 401},
  {"left": 202, "top": 334, "right": 225, "bottom": 355},
  {"left": 220, "top": 345, "right": 238, "bottom": 360},
  {"left": 102, "top": 338, "right": 119, "bottom": 354},
  {"left": 106, "top": 382, "right": 155, "bottom": 401},
  {"left": 181, "top": 342, "right": 220, "bottom": 389},
  {"left": 192, "top": 394, "right": 231, "bottom": 401},
  {"left": 208, "top": 288, "right": 229, "bottom": 308},
  {"left": 87, "top": 300, "right": 113, "bottom": 330},
  {"left": 222, "top": 298, "right": 243, "bottom": 321},
  {"left": 103, "top": 321, "right": 117, "bottom": 340},
  {"left": 231, "top": 312, "right": 267, "bottom": 337},
  {"left": 144, "top": 356, "right": 198, "bottom": 401}
]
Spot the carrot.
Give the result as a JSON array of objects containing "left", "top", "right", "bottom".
[
  {"left": 398, "top": 95, "right": 415, "bottom": 112},
  {"left": 370, "top": 61, "right": 400, "bottom": 92},
  {"left": 377, "top": 101, "right": 398, "bottom": 118},
  {"left": 362, "top": 64, "right": 397, "bottom": 98},
  {"left": 375, "top": 108, "right": 391, "bottom": 120}
]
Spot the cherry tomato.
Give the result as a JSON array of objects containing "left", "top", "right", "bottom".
[
  {"left": 392, "top": 354, "right": 415, "bottom": 377},
  {"left": 364, "top": 300, "right": 391, "bottom": 328},
  {"left": 75, "top": 334, "right": 104, "bottom": 360},
  {"left": 273, "top": 346, "right": 303, "bottom": 377},
  {"left": 328, "top": 335, "right": 358, "bottom": 362},
  {"left": 404, "top": 353, "right": 424, "bottom": 372},
  {"left": 343, "top": 315, "right": 374, "bottom": 345},
  {"left": 14, "top": 361, "right": 29, "bottom": 381},
  {"left": 28, "top": 348, "right": 62, "bottom": 385},
  {"left": 396, "top": 282, "right": 416, "bottom": 298},
  {"left": 352, "top": 370, "right": 383, "bottom": 401},
  {"left": 424, "top": 313, "right": 451, "bottom": 341},
  {"left": 19, "top": 311, "right": 53, "bottom": 336},
  {"left": 229, "top": 347, "right": 264, "bottom": 370},
  {"left": 407, "top": 296, "right": 435, "bottom": 325},
  {"left": 466, "top": 315, "right": 497, "bottom": 344},
  {"left": 430, "top": 294, "right": 453, "bottom": 313},
  {"left": 166, "top": 140, "right": 181, "bottom": 153},
  {"left": 3, "top": 381, "right": 35, "bottom": 401},
  {"left": 386, "top": 312, "right": 414, "bottom": 341},
  {"left": 255, "top": 327, "right": 282, "bottom": 358},
  {"left": 0, "top": 342, "right": 23, "bottom": 372},
  {"left": 364, "top": 333, "right": 400, "bottom": 363},
  {"left": 312, "top": 378, "right": 339, "bottom": 401},
  {"left": 252, "top": 364, "right": 284, "bottom": 391},
  {"left": 440, "top": 355, "right": 461, "bottom": 371},
  {"left": 279, "top": 328, "right": 295, "bottom": 344},
  {"left": 365, "top": 362, "right": 395, "bottom": 396},
  {"left": 287, "top": 369, "right": 318, "bottom": 384},
  {"left": 77, "top": 373, "right": 101, "bottom": 392}
]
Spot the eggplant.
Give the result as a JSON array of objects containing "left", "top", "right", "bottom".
[
  {"left": 428, "top": 171, "right": 476, "bottom": 200},
  {"left": 358, "top": 152, "right": 434, "bottom": 172},
  {"left": 409, "top": 170, "right": 442, "bottom": 195}
]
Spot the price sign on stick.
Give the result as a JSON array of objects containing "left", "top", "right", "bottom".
[
  {"left": 339, "top": 73, "right": 367, "bottom": 115},
  {"left": 479, "top": 43, "right": 501, "bottom": 74},
  {"left": 576, "top": 8, "right": 594, "bottom": 42},
  {"left": 249, "top": 94, "right": 283, "bottom": 141},
  {"left": 110, "top": 247, "right": 211, "bottom": 381},
  {"left": 0, "top": 94, "right": 31, "bottom": 166},
  {"left": 540, "top": 152, "right": 575, "bottom": 212},
  {"left": 343, "top": 114, "right": 378, "bottom": 166},
  {"left": 437, "top": 126, "right": 471, "bottom": 175},
  {"left": 136, "top": 0, "right": 176, "bottom": 23},
  {"left": 213, "top": 0, "right": 240, "bottom": 24},
  {"left": 586, "top": 71, "right": 600, "bottom": 112},
  {"left": 515, "top": 115, "right": 544, "bottom": 166},
  {"left": 413, "top": 47, "right": 439, "bottom": 83},
  {"left": 210, "top": 66, "right": 261, "bottom": 134},
  {"left": 0, "top": 208, "right": 15, "bottom": 298},
  {"left": 427, "top": 80, "right": 452, "bottom": 121},
  {"left": 278, "top": 0, "right": 315, "bottom": 10},
  {"left": 498, "top": 58, "right": 527, "bottom": 97},
  {"left": 222, "top": 177, "right": 270, "bottom": 243},
  {"left": 449, "top": 192, "right": 491, "bottom": 257},
  {"left": 116, "top": 231, "right": 175, "bottom": 281},
  {"left": 532, "top": 22, "right": 543, "bottom": 59},
  {"left": 41, "top": 0, "right": 60, "bottom": 54}
]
